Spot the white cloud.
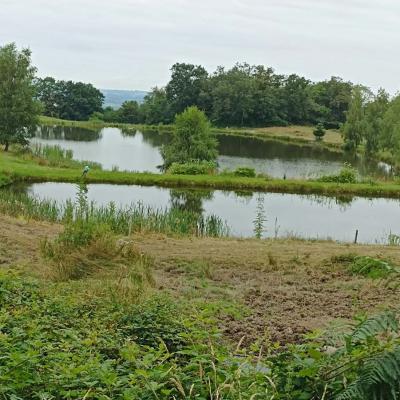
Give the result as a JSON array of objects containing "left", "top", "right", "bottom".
[{"left": 0, "top": 0, "right": 399, "bottom": 92}]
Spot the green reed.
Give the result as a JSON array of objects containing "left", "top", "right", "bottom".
[
  {"left": 30, "top": 143, "right": 102, "bottom": 170},
  {"left": 0, "top": 188, "right": 229, "bottom": 237}
]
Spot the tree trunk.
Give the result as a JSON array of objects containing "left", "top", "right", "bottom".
[{"left": 4, "top": 141, "right": 9, "bottom": 151}]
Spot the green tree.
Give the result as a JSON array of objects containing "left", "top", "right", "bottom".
[
  {"left": 311, "top": 77, "right": 353, "bottom": 128},
  {"left": 36, "top": 78, "right": 104, "bottom": 121},
  {"left": 210, "top": 64, "right": 256, "bottom": 127},
  {"left": 281, "top": 74, "right": 315, "bottom": 124},
  {"left": 166, "top": 63, "right": 208, "bottom": 115},
  {"left": 118, "top": 100, "right": 140, "bottom": 123},
  {"left": 342, "top": 87, "right": 368, "bottom": 152},
  {"left": 364, "top": 88, "right": 389, "bottom": 156},
  {"left": 0, "top": 43, "right": 40, "bottom": 151},
  {"left": 381, "top": 94, "right": 400, "bottom": 153},
  {"left": 313, "top": 123, "right": 326, "bottom": 141},
  {"left": 161, "top": 106, "right": 218, "bottom": 169},
  {"left": 140, "top": 87, "right": 172, "bottom": 124}
]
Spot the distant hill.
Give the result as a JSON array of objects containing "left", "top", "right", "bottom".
[{"left": 101, "top": 89, "right": 148, "bottom": 109}]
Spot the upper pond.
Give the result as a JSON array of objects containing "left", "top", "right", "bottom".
[
  {"left": 33, "top": 126, "right": 390, "bottom": 178},
  {"left": 14, "top": 182, "right": 400, "bottom": 244}
]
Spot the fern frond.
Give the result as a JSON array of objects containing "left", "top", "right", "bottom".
[
  {"left": 350, "top": 311, "right": 398, "bottom": 344},
  {"left": 336, "top": 347, "right": 400, "bottom": 400}
]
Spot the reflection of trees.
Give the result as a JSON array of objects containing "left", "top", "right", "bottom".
[
  {"left": 140, "top": 129, "right": 171, "bottom": 147},
  {"left": 169, "top": 189, "right": 213, "bottom": 215},
  {"left": 308, "top": 194, "right": 355, "bottom": 210},
  {"left": 217, "top": 134, "right": 343, "bottom": 161},
  {"left": 119, "top": 128, "right": 171, "bottom": 148},
  {"left": 37, "top": 126, "right": 101, "bottom": 141}
]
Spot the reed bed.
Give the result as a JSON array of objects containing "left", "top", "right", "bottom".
[{"left": 0, "top": 188, "right": 229, "bottom": 237}]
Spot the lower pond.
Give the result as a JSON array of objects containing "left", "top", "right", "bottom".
[
  {"left": 33, "top": 126, "right": 391, "bottom": 178},
  {"left": 13, "top": 182, "right": 400, "bottom": 244}
]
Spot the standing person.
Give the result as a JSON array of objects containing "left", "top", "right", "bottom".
[{"left": 82, "top": 165, "right": 90, "bottom": 178}]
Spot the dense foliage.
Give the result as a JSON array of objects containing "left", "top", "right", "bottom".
[
  {"left": 36, "top": 77, "right": 104, "bottom": 121},
  {"left": 1, "top": 268, "right": 400, "bottom": 399},
  {"left": 0, "top": 43, "right": 40, "bottom": 151},
  {"left": 341, "top": 86, "right": 400, "bottom": 161},
  {"left": 161, "top": 106, "right": 218, "bottom": 169},
  {"left": 44, "top": 62, "right": 354, "bottom": 128}
]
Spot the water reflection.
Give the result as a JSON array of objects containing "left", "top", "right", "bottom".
[
  {"left": 37, "top": 125, "right": 102, "bottom": 141},
  {"left": 170, "top": 189, "right": 213, "bottom": 215},
  {"left": 11, "top": 182, "right": 400, "bottom": 243},
  {"left": 34, "top": 125, "right": 391, "bottom": 178}
]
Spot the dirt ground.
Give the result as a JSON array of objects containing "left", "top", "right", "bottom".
[
  {"left": 1, "top": 213, "right": 399, "bottom": 344},
  {"left": 135, "top": 234, "right": 400, "bottom": 344}
]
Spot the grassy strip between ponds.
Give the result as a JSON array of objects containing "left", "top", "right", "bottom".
[{"left": 1, "top": 151, "right": 400, "bottom": 198}]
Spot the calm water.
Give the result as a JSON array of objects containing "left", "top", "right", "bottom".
[
  {"left": 33, "top": 126, "right": 389, "bottom": 178},
  {"left": 15, "top": 182, "right": 400, "bottom": 243}
]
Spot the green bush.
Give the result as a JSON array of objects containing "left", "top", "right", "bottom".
[
  {"left": 318, "top": 162, "right": 358, "bottom": 183},
  {"left": 167, "top": 160, "right": 217, "bottom": 175},
  {"left": 349, "top": 256, "right": 397, "bottom": 279},
  {"left": 233, "top": 166, "right": 256, "bottom": 177},
  {"left": 313, "top": 123, "right": 326, "bottom": 141}
]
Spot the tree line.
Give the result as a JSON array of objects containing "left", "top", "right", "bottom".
[
  {"left": 341, "top": 87, "right": 400, "bottom": 158},
  {"left": 2, "top": 41, "right": 400, "bottom": 162},
  {"left": 37, "top": 62, "right": 355, "bottom": 128}
]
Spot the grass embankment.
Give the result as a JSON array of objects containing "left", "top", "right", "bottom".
[
  {"left": 1, "top": 213, "right": 400, "bottom": 398},
  {"left": 39, "top": 115, "right": 343, "bottom": 149},
  {"left": 1, "top": 150, "right": 400, "bottom": 198}
]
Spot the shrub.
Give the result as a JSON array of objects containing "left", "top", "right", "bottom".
[
  {"left": 161, "top": 106, "right": 218, "bottom": 169},
  {"left": 349, "top": 256, "right": 397, "bottom": 279},
  {"left": 167, "top": 160, "right": 217, "bottom": 175},
  {"left": 233, "top": 166, "right": 256, "bottom": 177},
  {"left": 313, "top": 123, "right": 326, "bottom": 141},
  {"left": 318, "top": 162, "right": 357, "bottom": 183}
]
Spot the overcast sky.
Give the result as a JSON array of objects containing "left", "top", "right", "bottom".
[{"left": 1, "top": 0, "right": 399, "bottom": 92}]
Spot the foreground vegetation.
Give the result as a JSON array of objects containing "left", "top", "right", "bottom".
[{"left": 2, "top": 207, "right": 400, "bottom": 399}]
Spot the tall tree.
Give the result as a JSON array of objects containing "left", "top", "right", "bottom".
[
  {"left": 161, "top": 106, "right": 218, "bottom": 168},
  {"left": 381, "top": 94, "right": 400, "bottom": 153},
  {"left": 36, "top": 78, "right": 104, "bottom": 121},
  {"left": 341, "top": 87, "right": 368, "bottom": 152},
  {"left": 364, "top": 88, "right": 389, "bottom": 156},
  {"left": 166, "top": 63, "right": 208, "bottom": 115},
  {"left": 140, "top": 87, "right": 172, "bottom": 124},
  {"left": 118, "top": 100, "right": 140, "bottom": 123},
  {"left": 0, "top": 43, "right": 40, "bottom": 151},
  {"left": 210, "top": 64, "right": 256, "bottom": 126},
  {"left": 311, "top": 77, "right": 353, "bottom": 127}
]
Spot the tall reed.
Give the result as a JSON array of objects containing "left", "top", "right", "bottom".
[{"left": 0, "top": 188, "right": 229, "bottom": 237}]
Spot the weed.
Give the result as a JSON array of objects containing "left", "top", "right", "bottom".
[
  {"left": 168, "top": 160, "right": 217, "bottom": 175},
  {"left": 349, "top": 256, "right": 398, "bottom": 279},
  {"left": 318, "top": 162, "right": 358, "bottom": 184},
  {"left": 268, "top": 252, "right": 278, "bottom": 268},
  {"left": 233, "top": 166, "right": 256, "bottom": 177}
]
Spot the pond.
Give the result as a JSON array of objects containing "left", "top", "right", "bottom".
[
  {"left": 33, "top": 126, "right": 390, "bottom": 178},
  {"left": 13, "top": 182, "right": 400, "bottom": 244}
]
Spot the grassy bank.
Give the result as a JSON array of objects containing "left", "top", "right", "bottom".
[{"left": 1, "top": 150, "right": 400, "bottom": 198}]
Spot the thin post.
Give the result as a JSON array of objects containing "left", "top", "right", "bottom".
[{"left": 354, "top": 229, "right": 359, "bottom": 244}]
